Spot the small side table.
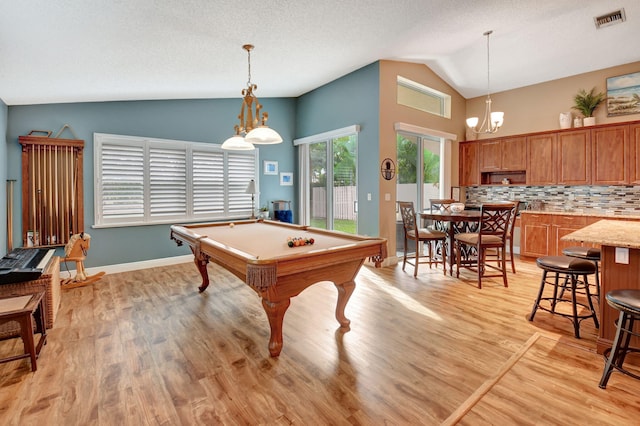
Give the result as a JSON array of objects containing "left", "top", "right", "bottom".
[{"left": 0, "top": 292, "right": 47, "bottom": 371}]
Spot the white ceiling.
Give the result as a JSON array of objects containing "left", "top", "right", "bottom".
[{"left": 0, "top": 0, "right": 638, "bottom": 106}]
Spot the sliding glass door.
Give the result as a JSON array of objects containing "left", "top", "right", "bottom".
[
  {"left": 306, "top": 135, "right": 358, "bottom": 233},
  {"left": 396, "top": 132, "right": 442, "bottom": 212}
]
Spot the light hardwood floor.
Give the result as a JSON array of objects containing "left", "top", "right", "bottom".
[{"left": 1, "top": 256, "right": 639, "bottom": 425}]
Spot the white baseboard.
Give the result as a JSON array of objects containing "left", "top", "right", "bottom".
[
  {"left": 60, "top": 247, "right": 521, "bottom": 279},
  {"left": 58, "top": 254, "right": 194, "bottom": 279}
]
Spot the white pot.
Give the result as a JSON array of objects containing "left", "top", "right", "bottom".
[
  {"left": 583, "top": 116, "right": 596, "bottom": 126},
  {"left": 559, "top": 112, "right": 572, "bottom": 129},
  {"left": 573, "top": 117, "right": 583, "bottom": 128}
]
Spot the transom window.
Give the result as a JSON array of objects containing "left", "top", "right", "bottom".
[
  {"left": 397, "top": 75, "right": 451, "bottom": 119},
  {"left": 93, "top": 133, "right": 257, "bottom": 227}
]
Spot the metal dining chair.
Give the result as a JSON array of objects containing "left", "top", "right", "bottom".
[
  {"left": 428, "top": 199, "right": 455, "bottom": 263},
  {"left": 398, "top": 201, "right": 447, "bottom": 277},
  {"left": 505, "top": 201, "right": 521, "bottom": 273},
  {"left": 428, "top": 199, "right": 455, "bottom": 229},
  {"left": 453, "top": 203, "right": 515, "bottom": 288}
]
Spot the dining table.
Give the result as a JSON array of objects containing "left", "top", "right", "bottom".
[{"left": 420, "top": 209, "right": 482, "bottom": 275}]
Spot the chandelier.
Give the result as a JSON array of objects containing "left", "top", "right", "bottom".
[
  {"left": 466, "top": 30, "right": 504, "bottom": 135},
  {"left": 221, "top": 44, "right": 283, "bottom": 150}
]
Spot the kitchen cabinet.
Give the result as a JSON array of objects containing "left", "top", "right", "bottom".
[
  {"left": 592, "top": 124, "right": 629, "bottom": 185},
  {"left": 521, "top": 212, "right": 640, "bottom": 259},
  {"left": 478, "top": 137, "right": 526, "bottom": 184},
  {"left": 459, "top": 141, "right": 479, "bottom": 186},
  {"left": 552, "top": 215, "right": 589, "bottom": 255},
  {"left": 459, "top": 119, "right": 640, "bottom": 188},
  {"left": 557, "top": 130, "right": 590, "bottom": 185},
  {"left": 520, "top": 213, "right": 588, "bottom": 258},
  {"left": 526, "top": 133, "right": 557, "bottom": 185},
  {"left": 479, "top": 140, "right": 500, "bottom": 171},
  {"left": 501, "top": 137, "right": 527, "bottom": 171},
  {"left": 631, "top": 122, "right": 640, "bottom": 184},
  {"left": 521, "top": 213, "right": 551, "bottom": 258},
  {"left": 479, "top": 137, "right": 526, "bottom": 171}
]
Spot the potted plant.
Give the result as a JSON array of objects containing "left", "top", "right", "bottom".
[
  {"left": 259, "top": 205, "right": 269, "bottom": 219},
  {"left": 572, "top": 87, "right": 606, "bottom": 126}
]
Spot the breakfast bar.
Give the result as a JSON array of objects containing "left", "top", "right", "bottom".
[{"left": 562, "top": 219, "right": 640, "bottom": 354}]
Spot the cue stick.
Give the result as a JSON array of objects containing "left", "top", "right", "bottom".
[{"left": 6, "top": 180, "right": 15, "bottom": 252}]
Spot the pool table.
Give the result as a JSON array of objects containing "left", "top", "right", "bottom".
[{"left": 170, "top": 219, "right": 387, "bottom": 357}]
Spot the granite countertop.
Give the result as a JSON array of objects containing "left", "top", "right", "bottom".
[
  {"left": 521, "top": 209, "right": 640, "bottom": 218},
  {"left": 562, "top": 219, "right": 640, "bottom": 249}
]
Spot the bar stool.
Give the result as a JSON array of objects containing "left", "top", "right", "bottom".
[
  {"left": 562, "top": 246, "right": 601, "bottom": 302},
  {"left": 599, "top": 289, "right": 640, "bottom": 389},
  {"left": 528, "top": 255, "right": 599, "bottom": 338}
]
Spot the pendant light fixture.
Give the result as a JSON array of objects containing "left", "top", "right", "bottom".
[
  {"left": 466, "top": 30, "right": 504, "bottom": 135},
  {"left": 221, "top": 44, "right": 283, "bottom": 150}
]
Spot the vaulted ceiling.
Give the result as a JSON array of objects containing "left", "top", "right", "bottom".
[{"left": 0, "top": 1, "right": 638, "bottom": 105}]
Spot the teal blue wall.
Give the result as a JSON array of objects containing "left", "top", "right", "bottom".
[
  {"left": 6, "top": 98, "right": 296, "bottom": 266},
  {"left": 295, "top": 62, "right": 380, "bottom": 236},
  {"left": 0, "top": 100, "right": 7, "bottom": 252},
  {"left": 3, "top": 62, "right": 381, "bottom": 266}
]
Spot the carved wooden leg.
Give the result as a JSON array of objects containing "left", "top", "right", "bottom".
[
  {"left": 195, "top": 258, "right": 210, "bottom": 292},
  {"left": 334, "top": 280, "right": 355, "bottom": 328},
  {"left": 262, "top": 298, "right": 291, "bottom": 357}
]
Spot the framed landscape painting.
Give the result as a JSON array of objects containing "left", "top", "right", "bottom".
[{"left": 606, "top": 71, "right": 640, "bottom": 116}]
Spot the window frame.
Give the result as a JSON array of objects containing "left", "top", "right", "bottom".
[
  {"left": 397, "top": 75, "right": 452, "bottom": 119},
  {"left": 93, "top": 133, "right": 258, "bottom": 228},
  {"left": 293, "top": 125, "right": 360, "bottom": 231}
]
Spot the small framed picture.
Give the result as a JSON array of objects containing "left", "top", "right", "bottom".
[
  {"left": 263, "top": 160, "right": 278, "bottom": 175},
  {"left": 280, "top": 172, "right": 293, "bottom": 186},
  {"left": 451, "top": 186, "right": 461, "bottom": 202}
]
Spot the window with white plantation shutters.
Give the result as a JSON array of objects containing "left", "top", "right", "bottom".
[
  {"left": 94, "top": 133, "right": 258, "bottom": 227},
  {"left": 228, "top": 152, "right": 257, "bottom": 215},
  {"left": 149, "top": 146, "right": 187, "bottom": 218},
  {"left": 100, "top": 142, "right": 144, "bottom": 222},
  {"left": 192, "top": 149, "right": 224, "bottom": 216}
]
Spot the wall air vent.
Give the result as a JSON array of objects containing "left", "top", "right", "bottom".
[{"left": 594, "top": 8, "right": 626, "bottom": 29}]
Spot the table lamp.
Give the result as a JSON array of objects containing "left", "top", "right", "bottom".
[{"left": 246, "top": 179, "right": 257, "bottom": 219}]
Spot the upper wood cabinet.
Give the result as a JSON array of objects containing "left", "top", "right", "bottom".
[
  {"left": 459, "top": 119, "right": 640, "bottom": 187},
  {"left": 479, "top": 140, "right": 500, "bottom": 171},
  {"left": 479, "top": 137, "right": 526, "bottom": 171},
  {"left": 592, "top": 124, "right": 630, "bottom": 185},
  {"left": 501, "top": 137, "right": 527, "bottom": 171},
  {"left": 527, "top": 133, "right": 557, "bottom": 185},
  {"left": 459, "top": 141, "right": 479, "bottom": 186},
  {"left": 557, "top": 129, "right": 590, "bottom": 185},
  {"left": 630, "top": 123, "right": 640, "bottom": 184}
]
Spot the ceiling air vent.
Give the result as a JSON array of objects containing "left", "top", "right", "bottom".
[{"left": 594, "top": 8, "right": 626, "bottom": 29}]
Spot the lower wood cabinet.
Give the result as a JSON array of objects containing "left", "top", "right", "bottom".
[
  {"left": 553, "top": 215, "right": 589, "bottom": 255},
  {"left": 521, "top": 213, "right": 551, "bottom": 258},
  {"left": 521, "top": 213, "right": 603, "bottom": 258}
]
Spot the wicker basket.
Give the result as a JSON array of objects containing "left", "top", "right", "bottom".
[{"left": 0, "top": 256, "right": 60, "bottom": 339}]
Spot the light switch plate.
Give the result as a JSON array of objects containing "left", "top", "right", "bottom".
[{"left": 615, "top": 247, "right": 629, "bottom": 264}]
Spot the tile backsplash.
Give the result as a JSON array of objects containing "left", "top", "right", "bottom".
[{"left": 465, "top": 185, "right": 640, "bottom": 215}]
